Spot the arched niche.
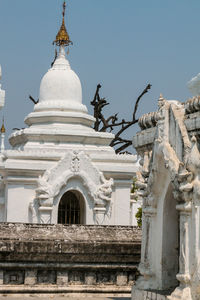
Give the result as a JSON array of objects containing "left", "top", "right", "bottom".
[
  {"left": 161, "top": 183, "right": 179, "bottom": 290},
  {"left": 57, "top": 190, "right": 85, "bottom": 225}
]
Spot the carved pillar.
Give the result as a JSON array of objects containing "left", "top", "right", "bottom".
[
  {"left": 24, "top": 270, "right": 37, "bottom": 285},
  {"left": 138, "top": 206, "right": 156, "bottom": 289},
  {"left": 191, "top": 200, "right": 200, "bottom": 289},
  {"left": 57, "top": 270, "right": 69, "bottom": 285},
  {"left": 39, "top": 206, "right": 53, "bottom": 224},
  {"left": 176, "top": 203, "right": 192, "bottom": 287},
  {"left": 94, "top": 206, "right": 106, "bottom": 225}
]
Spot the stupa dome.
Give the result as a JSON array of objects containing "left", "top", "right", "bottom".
[{"left": 39, "top": 46, "right": 82, "bottom": 105}]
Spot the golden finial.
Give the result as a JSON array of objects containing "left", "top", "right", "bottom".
[
  {"left": 0, "top": 118, "right": 5, "bottom": 134},
  {"left": 53, "top": 1, "right": 73, "bottom": 47}
]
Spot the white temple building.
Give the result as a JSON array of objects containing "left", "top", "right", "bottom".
[{"left": 0, "top": 3, "right": 138, "bottom": 226}]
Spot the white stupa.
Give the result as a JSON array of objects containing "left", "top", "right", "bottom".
[{"left": 0, "top": 3, "right": 137, "bottom": 225}]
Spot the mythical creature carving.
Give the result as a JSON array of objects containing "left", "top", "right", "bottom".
[
  {"left": 133, "top": 92, "right": 200, "bottom": 297},
  {"left": 94, "top": 173, "right": 113, "bottom": 205},
  {"left": 35, "top": 151, "right": 114, "bottom": 223},
  {"left": 179, "top": 136, "right": 200, "bottom": 205}
]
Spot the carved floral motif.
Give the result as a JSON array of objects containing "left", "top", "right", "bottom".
[
  {"left": 34, "top": 151, "right": 113, "bottom": 224},
  {"left": 71, "top": 151, "right": 80, "bottom": 173}
]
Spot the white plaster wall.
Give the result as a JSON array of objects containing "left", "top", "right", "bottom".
[
  {"left": 0, "top": 186, "right": 5, "bottom": 222},
  {"left": 153, "top": 162, "right": 179, "bottom": 290},
  {"left": 113, "top": 182, "right": 132, "bottom": 225},
  {"left": 6, "top": 184, "right": 36, "bottom": 223}
]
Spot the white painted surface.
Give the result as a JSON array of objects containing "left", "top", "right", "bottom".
[
  {"left": 39, "top": 47, "right": 82, "bottom": 107},
  {"left": 0, "top": 47, "right": 138, "bottom": 226},
  {"left": 6, "top": 184, "right": 36, "bottom": 223},
  {"left": 132, "top": 95, "right": 200, "bottom": 299},
  {"left": 114, "top": 182, "right": 132, "bottom": 225}
]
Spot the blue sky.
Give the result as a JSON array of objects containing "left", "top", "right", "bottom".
[{"left": 0, "top": 0, "right": 200, "bottom": 149}]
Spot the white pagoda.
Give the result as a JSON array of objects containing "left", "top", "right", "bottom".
[{"left": 0, "top": 2, "right": 137, "bottom": 225}]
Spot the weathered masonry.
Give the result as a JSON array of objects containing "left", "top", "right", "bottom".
[
  {"left": 132, "top": 94, "right": 200, "bottom": 300},
  {"left": 0, "top": 223, "right": 141, "bottom": 294}
]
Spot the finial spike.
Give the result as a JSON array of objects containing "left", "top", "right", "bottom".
[
  {"left": 0, "top": 117, "right": 5, "bottom": 134},
  {"left": 0, "top": 117, "right": 5, "bottom": 152},
  {"left": 62, "top": 1, "right": 66, "bottom": 18},
  {"left": 53, "top": 1, "right": 73, "bottom": 47}
]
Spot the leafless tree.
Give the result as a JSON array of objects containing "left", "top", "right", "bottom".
[{"left": 90, "top": 83, "right": 151, "bottom": 154}]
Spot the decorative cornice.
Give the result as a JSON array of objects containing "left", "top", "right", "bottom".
[
  {"left": 185, "top": 96, "right": 200, "bottom": 114},
  {"left": 138, "top": 111, "right": 159, "bottom": 130}
]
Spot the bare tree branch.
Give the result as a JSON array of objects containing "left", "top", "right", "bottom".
[
  {"left": 115, "top": 141, "right": 132, "bottom": 154},
  {"left": 90, "top": 84, "right": 110, "bottom": 131},
  {"left": 91, "top": 83, "right": 151, "bottom": 154},
  {"left": 29, "top": 95, "right": 39, "bottom": 105},
  {"left": 132, "top": 83, "right": 151, "bottom": 120},
  {"left": 51, "top": 49, "right": 58, "bottom": 67}
]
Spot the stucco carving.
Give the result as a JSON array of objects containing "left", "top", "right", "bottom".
[
  {"left": 138, "top": 111, "right": 159, "bottom": 130},
  {"left": 185, "top": 96, "right": 200, "bottom": 114},
  {"left": 94, "top": 173, "right": 113, "bottom": 204},
  {"left": 132, "top": 93, "right": 200, "bottom": 299},
  {"left": 179, "top": 136, "right": 200, "bottom": 205},
  {"left": 35, "top": 151, "right": 113, "bottom": 224},
  {"left": 70, "top": 151, "right": 80, "bottom": 173}
]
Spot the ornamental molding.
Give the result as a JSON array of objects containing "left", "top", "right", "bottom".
[
  {"left": 138, "top": 111, "right": 159, "bottom": 130},
  {"left": 135, "top": 96, "right": 194, "bottom": 210},
  {"left": 185, "top": 96, "right": 200, "bottom": 114},
  {"left": 133, "top": 94, "right": 200, "bottom": 295},
  {"left": 34, "top": 151, "right": 113, "bottom": 222}
]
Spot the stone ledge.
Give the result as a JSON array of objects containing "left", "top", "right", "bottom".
[
  {"left": 0, "top": 262, "right": 139, "bottom": 269},
  {"left": 132, "top": 288, "right": 173, "bottom": 300},
  {"left": 0, "top": 223, "right": 141, "bottom": 242},
  {"left": 0, "top": 284, "right": 132, "bottom": 294},
  {"left": 0, "top": 223, "right": 141, "bottom": 292}
]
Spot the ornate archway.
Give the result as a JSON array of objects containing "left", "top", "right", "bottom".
[{"left": 35, "top": 151, "right": 113, "bottom": 225}]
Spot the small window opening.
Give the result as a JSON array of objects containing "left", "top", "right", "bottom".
[{"left": 58, "top": 191, "right": 82, "bottom": 224}]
